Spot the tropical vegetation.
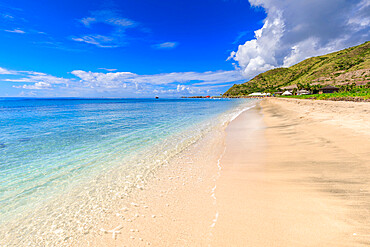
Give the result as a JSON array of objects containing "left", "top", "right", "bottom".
[{"left": 282, "top": 82, "right": 370, "bottom": 101}]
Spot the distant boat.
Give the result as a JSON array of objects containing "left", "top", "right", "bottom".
[{"left": 155, "top": 96, "right": 159, "bottom": 99}]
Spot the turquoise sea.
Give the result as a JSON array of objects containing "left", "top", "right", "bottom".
[{"left": 0, "top": 98, "right": 256, "bottom": 243}]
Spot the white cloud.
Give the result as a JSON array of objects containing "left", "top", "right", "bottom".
[
  {"left": 0, "top": 67, "right": 15, "bottom": 74},
  {"left": 1, "top": 14, "right": 14, "bottom": 19},
  {"left": 348, "top": 0, "right": 370, "bottom": 28},
  {"left": 73, "top": 10, "right": 137, "bottom": 48},
  {"left": 13, "top": 81, "right": 51, "bottom": 89},
  {"left": 80, "top": 17, "right": 96, "bottom": 27},
  {"left": 130, "top": 70, "right": 244, "bottom": 85},
  {"left": 70, "top": 69, "right": 245, "bottom": 96},
  {"left": 71, "top": 70, "right": 134, "bottom": 88},
  {"left": 8, "top": 72, "right": 72, "bottom": 90},
  {"left": 69, "top": 69, "right": 244, "bottom": 96},
  {"left": 2, "top": 66, "right": 244, "bottom": 96},
  {"left": 153, "top": 84, "right": 200, "bottom": 95},
  {"left": 98, "top": 68, "right": 117, "bottom": 71},
  {"left": 79, "top": 10, "right": 136, "bottom": 28},
  {"left": 72, "top": 35, "right": 119, "bottom": 48},
  {"left": 71, "top": 69, "right": 244, "bottom": 87},
  {"left": 153, "top": 42, "right": 178, "bottom": 49},
  {"left": 8, "top": 74, "right": 70, "bottom": 84},
  {"left": 228, "top": 13, "right": 284, "bottom": 78},
  {"left": 230, "top": 0, "right": 370, "bottom": 79},
  {"left": 4, "top": 28, "right": 25, "bottom": 34}
]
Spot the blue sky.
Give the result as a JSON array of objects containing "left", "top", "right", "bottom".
[{"left": 0, "top": 0, "right": 368, "bottom": 97}]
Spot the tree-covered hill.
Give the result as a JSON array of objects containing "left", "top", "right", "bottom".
[{"left": 223, "top": 41, "right": 370, "bottom": 97}]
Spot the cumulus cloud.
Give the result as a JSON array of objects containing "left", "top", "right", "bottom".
[
  {"left": 228, "top": 13, "right": 284, "bottom": 78},
  {"left": 8, "top": 71, "right": 72, "bottom": 90},
  {"left": 2, "top": 66, "right": 244, "bottom": 96},
  {"left": 153, "top": 42, "right": 178, "bottom": 49},
  {"left": 13, "top": 81, "right": 52, "bottom": 89},
  {"left": 71, "top": 70, "right": 134, "bottom": 88},
  {"left": 71, "top": 69, "right": 244, "bottom": 87},
  {"left": 69, "top": 69, "right": 244, "bottom": 96},
  {"left": 229, "top": 0, "right": 370, "bottom": 79}
]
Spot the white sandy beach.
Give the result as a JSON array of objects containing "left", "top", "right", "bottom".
[{"left": 212, "top": 98, "right": 370, "bottom": 246}]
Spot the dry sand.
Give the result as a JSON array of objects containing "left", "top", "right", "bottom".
[{"left": 212, "top": 98, "right": 370, "bottom": 246}]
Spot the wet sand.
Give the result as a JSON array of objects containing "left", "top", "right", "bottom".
[
  {"left": 67, "top": 122, "right": 227, "bottom": 246},
  {"left": 212, "top": 98, "right": 370, "bottom": 246}
]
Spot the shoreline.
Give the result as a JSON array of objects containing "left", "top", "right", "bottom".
[
  {"left": 0, "top": 100, "right": 258, "bottom": 246},
  {"left": 2, "top": 98, "right": 369, "bottom": 246}
]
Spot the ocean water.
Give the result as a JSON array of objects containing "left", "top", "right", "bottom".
[{"left": 0, "top": 98, "right": 256, "bottom": 242}]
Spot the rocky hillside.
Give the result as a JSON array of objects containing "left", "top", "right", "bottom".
[{"left": 224, "top": 41, "right": 370, "bottom": 96}]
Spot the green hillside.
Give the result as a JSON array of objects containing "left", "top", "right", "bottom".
[{"left": 223, "top": 41, "right": 370, "bottom": 97}]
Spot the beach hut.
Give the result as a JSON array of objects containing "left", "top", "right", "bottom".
[
  {"left": 248, "top": 92, "right": 264, "bottom": 97},
  {"left": 281, "top": 84, "right": 298, "bottom": 92},
  {"left": 274, "top": 91, "right": 283, "bottom": 96},
  {"left": 319, "top": 85, "right": 339, "bottom": 94},
  {"left": 282, "top": 91, "right": 292, "bottom": 96},
  {"left": 297, "top": 89, "right": 310, "bottom": 95}
]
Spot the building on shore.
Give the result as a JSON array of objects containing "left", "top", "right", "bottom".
[
  {"left": 274, "top": 91, "right": 283, "bottom": 96},
  {"left": 248, "top": 92, "right": 271, "bottom": 97},
  {"left": 281, "top": 84, "right": 298, "bottom": 92},
  {"left": 297, "top": 89, "right": 311, "bottom": 95},
  {"left": 319, "top": 85, "right": 340, "bottom": 94}
]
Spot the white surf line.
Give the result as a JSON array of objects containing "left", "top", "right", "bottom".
[
  {"left": 229, "top": 105, "right": 255, "bottom": 123},
  {"left": 353, "top": 233, "right": 370, "bottom": 237},
  {"left": 208, "top": 103, "right": 257, "bottom": 244},
  {"left": 211, "top": 185, "right": 217, "bottom": 200},
  {"left": 209, "top": 146, "right": 226, "bottom": 231},
  {"left": 210, "top": 212, "right": 219, "bottom": 228},
  {"left": 210, "top": 155, "right": 223, "bottom": 203},
  {"left": 226, "top": 102, "right": 257, "bottom": 125}
]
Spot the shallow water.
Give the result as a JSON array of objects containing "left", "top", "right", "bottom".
[{"left": 0, "top": 98, "right": 256, "bottom": 245}]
